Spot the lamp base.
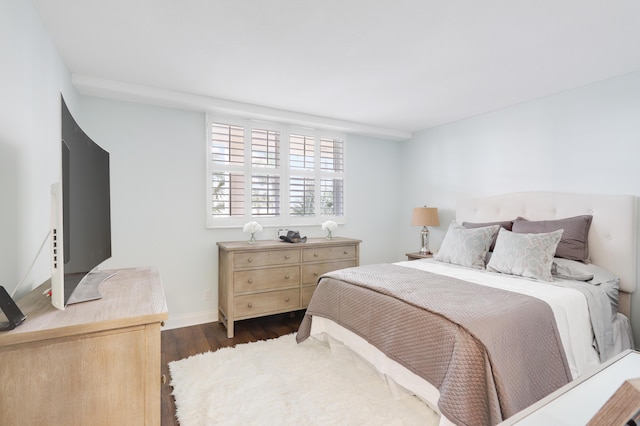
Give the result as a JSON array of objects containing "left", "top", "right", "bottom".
[{"left": 419, "top": 226, "right": 431, "bottom": 255}]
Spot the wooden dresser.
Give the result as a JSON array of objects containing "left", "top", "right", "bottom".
[
  {"left": 217, "top": 237, "right": 361, "bottom": 337},
  {"left": 0, "top": 267, "right": 168, "bottom": 426}
]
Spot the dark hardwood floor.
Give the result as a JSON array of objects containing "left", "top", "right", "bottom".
[{"left": 161, "top": 310, "right": 305, "bottom": 426}]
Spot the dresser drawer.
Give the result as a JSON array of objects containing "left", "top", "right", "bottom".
[
  {"left": 302, "top": 245, "right": 357, "bottom": 262},
  {"left": 234, "top": 266, "right": 300, "bottom": 293},
  {"left": 302, "top": 285, "right": 316, "bottom": 307},
  {"left": 302, "top": 260, "right": 356, "bottom": 284},
  {"left": 234, "top": 289, "right": 300, "bottom": 317},
  {"left": 234, "top": 249, "right": 300, "bottom": 269}
]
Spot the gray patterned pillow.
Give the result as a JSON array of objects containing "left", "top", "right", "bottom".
[
  {"left": 435, "top": 223, "right": 500, "bottom": 269},
  {"left": 487, "top": 228, "right": 563, "bottom": 281}
]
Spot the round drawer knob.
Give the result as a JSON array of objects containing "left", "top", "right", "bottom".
[
  {"left": 247, "top": 303, "right": 253, "bottom": 308},
  {"left": 285, "top": 255, "right": 290, "bottom": 259},
  {"left": 285, "top": 297, "right": 290, "bottom": 302},
  {"left": 285, "top": 275, "right": 290, "bottom": 279},
  {"left": 313, "top": 272, "right": 319, "bottom": 277},
  {"left": 247, "top": 257, "right": 253, "bottom": 263},
  {"left": 247, "top": 279, "right": 253, "bottom": 284},
  {"left": 314, "top": 253, "right": 319, "bottom": 257},
  {"left": 343, "top": 251, "right": 348, "bottom": 255}
]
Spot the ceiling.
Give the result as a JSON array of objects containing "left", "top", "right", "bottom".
[{"left": 33, "top": 0, "right": 640, "bottom": 138}]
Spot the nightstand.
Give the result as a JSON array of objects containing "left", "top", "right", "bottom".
[{"left": 406, "top": 252, "right": 433, "bottom": 261}]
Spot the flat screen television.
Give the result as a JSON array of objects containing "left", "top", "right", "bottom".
[{"left": 50, "top": 96, "right": 114, "bottom": 310}]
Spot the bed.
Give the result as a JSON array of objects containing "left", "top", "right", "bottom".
[{"left": 296, "top": 191, "right": 637, "bottom": 426}]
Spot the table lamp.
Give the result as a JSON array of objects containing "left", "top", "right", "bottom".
[{"left": 411, "top": 207, "right": 440, "bottom": 254}]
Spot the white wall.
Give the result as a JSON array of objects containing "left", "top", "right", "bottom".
[
  {"left": 0, "top": 0, "right": 78, "bottom": 298},
  {"left": 398, "top": 71, "right": 640, "bottom": 346},
  {"left": 77, "top": 97, "right": 404, "bottom": 328}
]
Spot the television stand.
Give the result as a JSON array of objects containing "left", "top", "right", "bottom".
[{"left": 0, "top": 267, "right": 167, "bottom": 425}]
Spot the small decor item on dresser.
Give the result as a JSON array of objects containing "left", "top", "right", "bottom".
[
  {"left": 321, "top": 220, "right": 338, "bottom": 240},
  {"left": 243, "top": 221, "right": 263, "bottom": 244},
  {"left": 280, "top": 230, "right": 307, "bottom": 244}
]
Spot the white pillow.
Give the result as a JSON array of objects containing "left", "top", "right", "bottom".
[
  {"left": 435, "top": 223, "right": 500, "bottom": 269},
  {"left": 487, "top": 228, "right": 563, "bottom": 281}
]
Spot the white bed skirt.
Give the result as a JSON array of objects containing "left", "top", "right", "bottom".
[{"left": 309, "top": 316, "right": 454, "bottom": 426}]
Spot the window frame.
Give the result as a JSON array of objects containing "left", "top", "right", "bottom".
[{"left": 206, "top": 115, "right": 346, "bottom": 229}]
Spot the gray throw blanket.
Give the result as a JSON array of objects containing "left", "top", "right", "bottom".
[{"left": 297, "top": 264, "right": 572, "bottom": 426}]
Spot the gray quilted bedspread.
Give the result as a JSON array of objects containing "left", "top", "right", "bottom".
[{"left": 296, "top": 263, "right": 572, "bottom": 426}]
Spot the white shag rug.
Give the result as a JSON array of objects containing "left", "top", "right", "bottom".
[{"left": 169, "top": 333, "right": 440, "bottom": 426}]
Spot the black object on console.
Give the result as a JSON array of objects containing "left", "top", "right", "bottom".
[{"left": 0, "top": 286, "right": 27, "bottom": 331}]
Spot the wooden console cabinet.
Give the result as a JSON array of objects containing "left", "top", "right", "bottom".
[
  {"left": 0, "top": 267, "right": 168, "bottom": 426},
  {"left": 218, "top": 237, "right": 361, "bottom": 338}
]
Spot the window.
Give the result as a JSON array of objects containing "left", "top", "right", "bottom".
[{"left": 207, "top": 116, "right": 346, "bottom": 228}]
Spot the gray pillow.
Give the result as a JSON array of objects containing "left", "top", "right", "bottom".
[
  {"left": 435, "top": 222, "right": 500, "bottom": 269},
  {"left": 512, "top": 215, "right": 593, "bottom": 263},
  {"left": 462, "top": 220, "right": 514, "bottom": 251},
  {"left": 487, "top": 228, "right": 563, "bottom": 281},
  {"left": 551, "top": 259, "right": 594, "bottom": 281}
]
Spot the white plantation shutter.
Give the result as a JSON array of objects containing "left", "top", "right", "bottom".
[
  {"left": 321, "top": 177, "right": 343, "bottom": 216},
  {"left": 319, "top": 137, "right": 344, "bottom": 217},
  {"left": 211, "top": 172, "right": 245, "bottom": 217},
  {"left": 211, "top": 123, "right": 244, "bottom": 165},
  {"left": 320, "top": 137, "right": 344, "bottom": 172},
  {"left": 289, "top": 133, "right": 315, "bottom": 217},
  {"left": 209, "top": 123, "right": 246, "bottom": 218},
  {"left": 289, "top": 134, "right": 315, "bottom": 170},
  {"left": 206, "top": 116, "right": 345, "bottom": 227},
  {"left": 251, "top": 128, "right": 280, "bottom": 168},
  {"left": 250, "top": 127, "right": 281, "bottom": 217},
  {"left": 290, "top": 176, "right": 315, "bottom": 216},
  {"left": 251, "top": 174, "right": 280, "bottom": 217}
]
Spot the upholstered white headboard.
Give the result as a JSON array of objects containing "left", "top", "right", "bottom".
[{"left": 456, "top": 192, "right": 637, "bottom": 317}]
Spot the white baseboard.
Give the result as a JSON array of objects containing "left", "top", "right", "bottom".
[{"left": 162, "top": 310, "right": 219, "bottom": 330}]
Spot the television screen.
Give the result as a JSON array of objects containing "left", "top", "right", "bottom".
[{"left": 51, "top": 97, "right": 113, "bottom": 309}]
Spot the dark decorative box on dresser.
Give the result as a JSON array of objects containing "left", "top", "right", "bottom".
[{"left": 217, "top": 237, "right": 361, "bottom": 337}]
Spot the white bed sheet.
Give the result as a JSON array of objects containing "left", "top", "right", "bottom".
[
  {"left": 398, "top": 259, "right": 601, "bottom": 378},
  {"left": 308, "top": 259, "right": 605, "bottom": 426}
]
